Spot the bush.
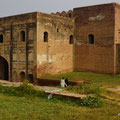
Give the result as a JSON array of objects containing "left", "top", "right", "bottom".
[
  {"left": 0, "top": 83, "right": 46, "bottom": 98},
  {"left": 79, "top": 96, "right": 102, "bottom": 107},
  {"left": 51, "top": 95, "right": 102, "bottom": 107}
]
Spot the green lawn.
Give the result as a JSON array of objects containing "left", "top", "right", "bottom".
[
  {"left": 0, "top": 72, "right": 120, "bottom": 120},
  {"left": 41, "top": 72, "right": 120, "bottom": 87},
  {"left": 0, "top": 93, "right": 120, "bottom": 120}
]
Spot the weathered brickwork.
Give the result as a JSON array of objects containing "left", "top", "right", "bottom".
[
  {"left": 0, "top": 13, "right": 37, "bottom": 82},
  {"left": 74, "top": 3, "right": 115, "bottom": 74},
  {"left": 36, "top": 13, "right": 74, "bottom": 78},
  {"left": 115, "top": 4, "right": 120, "bottom": 73},
  {"left": 0, "top": 3, "right": 120, "bottom": 82}
]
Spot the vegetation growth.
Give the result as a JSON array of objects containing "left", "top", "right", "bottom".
[{"left": 0, "top": 72, "right": 120, "bottom": 120}]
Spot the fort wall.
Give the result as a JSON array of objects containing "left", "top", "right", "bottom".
[
  {"left": 36, "top": 12, "right": 74, "bottom": 77},
  {"left": 115, "top": 4, "right": 120, "bottom": 73},
  {"left": 0, "top": 13, "right": 37, "bottom": 81},
  {"left": 0, "top": 3, "right": 120, "bottom": 83},
  {"left": 74, "top": 3, "right": 115, "bottom": 74}
]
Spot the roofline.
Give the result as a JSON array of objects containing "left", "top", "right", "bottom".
[
  {"left": 0, "top": 11, "right": 39, "bottom": 19},
  {"left": 73, "top": 2, "right": 119, "bottom": 10},
  {"left": 0, "top": 11, "right": 73, "bottom": 22}
]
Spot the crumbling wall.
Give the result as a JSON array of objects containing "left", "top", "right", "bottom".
[
  {"left": 51, "top": 10, "right": 73, "bottom": 18},
  {"left": 36, "top": 12, "right": 74, "bottom": 77},
  {"left": 0, "top": 13, "right": 37, "bottom": 81}
]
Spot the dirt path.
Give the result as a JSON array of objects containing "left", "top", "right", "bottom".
[
  {"left": 0, "top": 80, "right": 87, "bottom": 99},
  {"left": 106, "top": 86, "right": 120, "bottom": 94},
  {"left": 101, "top": 86, "right": 120, "bottom": 106}
]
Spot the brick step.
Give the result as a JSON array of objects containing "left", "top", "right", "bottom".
[{"left": 37, "top": 78, "right": 85, "bottom": 86}]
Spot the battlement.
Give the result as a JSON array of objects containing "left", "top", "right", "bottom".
[{"left": 51, "top": 10, "right": 73, "bottom": 18}]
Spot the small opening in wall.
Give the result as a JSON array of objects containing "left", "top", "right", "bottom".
[
  {"left": 44, "top": 32, "right": 48, "bottom": 42},
  {"left": 88, "top": 34, "right": 94, "bottom": 44},
  {"left": 69, "top": 13, "right": 72, "bottom": 18},
  {"left": 20, "top": 31, "right": 25, "bottom": 42},
  {"left": 57, "top": 28, "right": 59, "bottom": 32},
  {"left": 19, "top": 71, "right": 25, "bottom": 82},
  {"left": 69, "top": 35, "right": 73, "bottom": 44},
  {"left": 0, "top": 35, "right": 3, "bottom": 43},
  {"left": 28, "top": 74, "right": 33, "bottom": 83}
]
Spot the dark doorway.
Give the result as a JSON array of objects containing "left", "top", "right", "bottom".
[
  {"left": 20, "top": 31, "right": 25, "bottom": 42},
  {"left": 0, "top": 35, "right": 3, "bottom": 43},
  {"left": 28, "top": 74, "right": 33, "bottom": 83},
  {"left": 0, "top": 56, "right": 9, "bottom": 80},
  {"left": 19, "top": 72, "right": 25, "bottom": 82}
]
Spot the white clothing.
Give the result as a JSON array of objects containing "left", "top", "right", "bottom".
[{"left": 60, "top": 79, "right": 65, "bottom": 87}]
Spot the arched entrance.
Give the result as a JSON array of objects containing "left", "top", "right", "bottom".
[{"left": 0, "top": 56, "right": 9, "bottom": 80}]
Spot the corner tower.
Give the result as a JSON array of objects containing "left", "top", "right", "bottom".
[{"left": 73, "top": 3, "right": 116, "bottom": 74}]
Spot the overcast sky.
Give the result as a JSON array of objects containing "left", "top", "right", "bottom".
[{"left": 0, "top": 0, "right": 120, "bottom": 17}]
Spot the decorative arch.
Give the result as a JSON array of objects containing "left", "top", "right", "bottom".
[
  {"left": 19, "top": 71, "right": 25, "bottom": 82},
  {"left": 20, "top": 31, "right": 25, "bottom": 42},
  {"left": 44, "top": 32, "right": 48, "bottom": 42},
  {"left": 0, "top": 56, "right": 9, "bottom": 80}
]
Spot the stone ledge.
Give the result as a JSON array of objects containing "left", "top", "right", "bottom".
[{"left": 37, "top": 78, "right": 85, "bottom": 86}]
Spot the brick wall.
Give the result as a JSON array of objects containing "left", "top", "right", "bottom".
[
  {"left": 74, "top": 3, "right": 115, "bottom": 74},
  {"left": 36, "top": 12, "right": 74, "bottom": 77},
  {"left": 115, "top": 4, "right": 120, "bottom": 73},
  {"left": 0, "top": 13, "right": 37, "bottom": 81}
]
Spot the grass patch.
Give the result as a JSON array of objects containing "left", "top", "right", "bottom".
[
  {"left": 0, "top": 93, "right": 119, "bottom": 120},
  {"left": 0, "top": 80, "right": 120, "bottom": 119},
  {"left": 67, "top": 83, "right": 101, "bottom": 95},
  {"left": 0, "top": 83, "right": 102, "bottom": 108},
  {"left": 40, "top": 72, "right": 120, "bottom": 87}
]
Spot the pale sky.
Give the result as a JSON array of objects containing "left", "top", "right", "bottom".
[{"left": 1, "top": 0, "right": 120, "bottom": 17}]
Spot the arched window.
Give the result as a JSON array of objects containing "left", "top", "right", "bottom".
[
  {"left": 69, "top": 35, "right": 73, "bottom": 44},
  {"left": 44, "top": 32, "right": 48, "bottom": 42},
  {"left": 88, "top": 34, "right": 94, "bottom": 44},
  {"left": 0, "top": 56, "right": 9, "bottom": 80},
  {"left": 20, "top": 31, "right": 25, "bottom": 42},
  {"left": 0, "top": 34, "right": 3, "bottom": 43},
  {"left": 19, "top": 71, "right": 25, "bottom": 82}
]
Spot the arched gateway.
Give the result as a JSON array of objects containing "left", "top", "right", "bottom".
[{"left": 0, "top": 56, "right": 9, "bottom": 80}]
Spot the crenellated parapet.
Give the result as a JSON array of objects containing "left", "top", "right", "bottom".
[{"left": 51, "top": 10, "right": 73, "bottom": 18}]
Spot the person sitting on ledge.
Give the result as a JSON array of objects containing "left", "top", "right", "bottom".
[{"left": 60, "top": 77, "right": 66, "bottom": 87}]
